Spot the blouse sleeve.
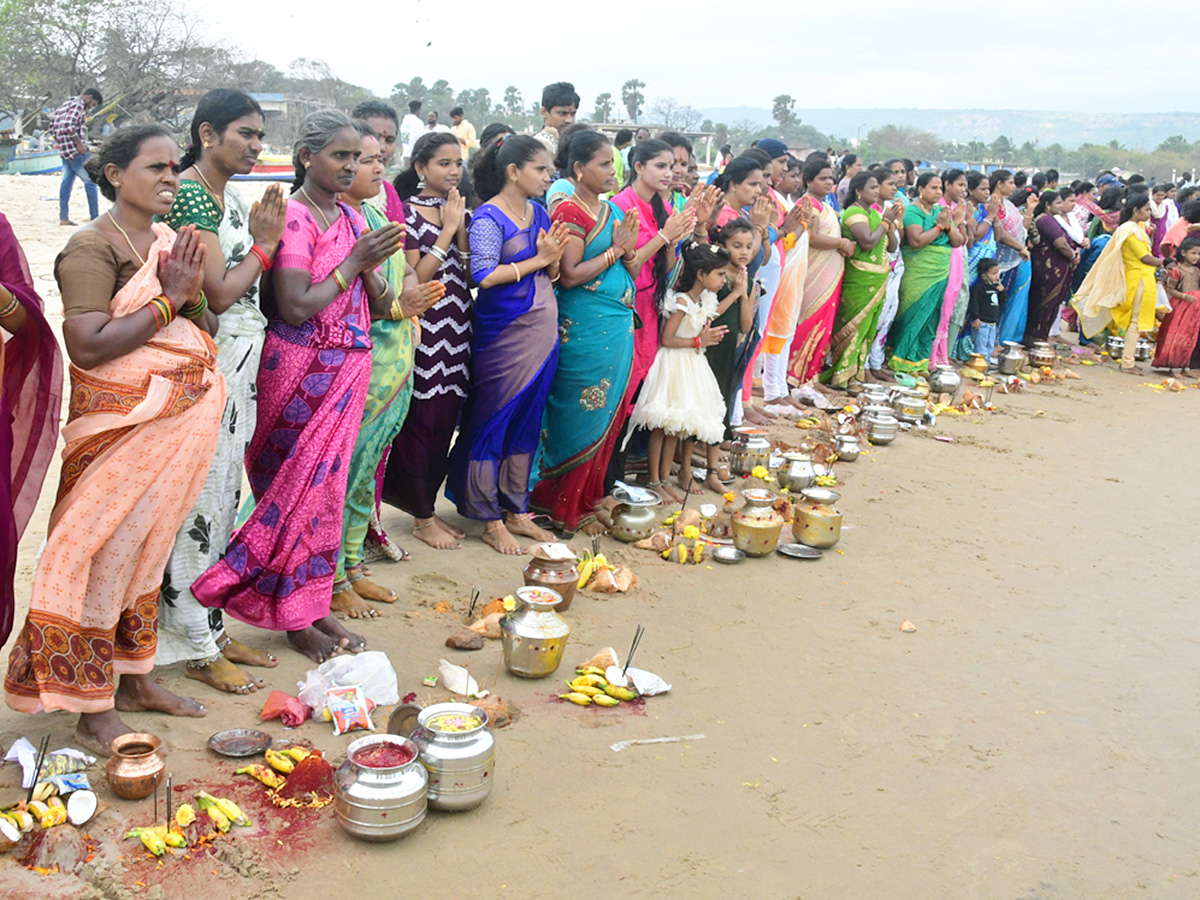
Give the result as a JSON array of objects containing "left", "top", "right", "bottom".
[
  {"left": 469, "top": 211, "right": 505, "bottom": 282},
  {"left": 163, "top": 181, "right": 223, "bottom": 234},
  {"left": 553, "top": 200, "right": 592, "bottom": 240},
  {"left": 54, "top": 231, "right": 123, "bottom": 318},
  {"left": 274, "top": 201, "right": 319, "bottom": 272},
  {"left": 902, "top": 204, "right": 926, "bottom": 230}
]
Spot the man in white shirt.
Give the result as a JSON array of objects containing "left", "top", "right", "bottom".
[
  {"left": 399, "top": 99, "right": 423, "bottom": 166},
  {"left": 425, "top": 111, "right": 450, "bottom": 134}
]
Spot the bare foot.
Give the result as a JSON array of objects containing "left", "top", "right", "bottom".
[
  {"left": 331, "top": 588, "right": 379, "bottom": 619},
  {"left": 579, "top": 519, "right": 608, "bottom": 536},
  {"left": 704, "top": 473, "right": 727, "bottom": 493},
  {"left": 434, "top": 515, "right": 466, "bottom": 539},
  {"left": 809, "top": 381, "right": 836, "bottom": 395},
  {"left": 505, "top": 513, "right": 557, "bottom": 542},
  {"left": 313, "top": 615, "right": 366, "bottom": 652},
  {"left": 775, "top": 394, "right": 806, "bottom": 410},
  {"left": 220, "top": 634, "right": 277, "bottom": 668},
  {"left": 412, "top": 518, "right": 462, "bottom": 550},
  {"left": 287, "top": 626, "right": 342, "bottom": 662},
  {"left": 75, "top": 709, "right": 136, "bottom": 758},
  {"left": 115, "top": 673, "right": 207, "bottom": 717},
  {"left": 677, "top": 472, "right": 703, "bottom": 495},
  {"left": 1120, "top": 366, "right": 1144, "bottom": 375},
  {"left": 1182, "top": 369, "right": 1194, "bottom": 378},
  {"left": 353, "top": 577, "right": 397, "bottom": 604},
  {"left": 482, "top": 522, "right": 527, "bottom": 555},
  {"left": 659, "top": 482, "right": 686, "bottom": 504},
  {"left": 870, "top": 368, "right": 896, "bottom": 382},
  {"left": 185, "top": 656, "right": 264, "bottom": 695},
  {"left": 597, "top": 495, "right": 619, "bottom": 512}
]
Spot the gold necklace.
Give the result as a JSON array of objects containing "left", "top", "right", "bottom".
[
  {"left": 106, "top": 212, "right": 146, "bottom": 267},
  {"left": 499, "top": 195, "right": 529, "bottom": 226},
  {"left": 573, "top": 191, "right": 600, "bottom": 219},
  {"left": 194, "top": 165, "right": 225, "bottom": 212},
  {"left": 300, "top": 185, "right": 333, "bottom": 230}
]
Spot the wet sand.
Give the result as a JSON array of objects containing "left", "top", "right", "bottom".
[{"left": 1, "top": 173, "right": 1198, "bottom": 899}]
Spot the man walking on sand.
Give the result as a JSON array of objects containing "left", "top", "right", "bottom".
[{"left": 51, "top": 87, "right": 102, "bottom": 226}]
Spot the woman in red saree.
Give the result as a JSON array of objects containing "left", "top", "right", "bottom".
[
  {"left": 1153, "top": 237, "right": 1200, "bottom": 376},
  {"left": 4, "top": 126, "right": 225, "bottom": 754},
  {"left": 0, "top": 214, "right": 62, "bottom": 647}
]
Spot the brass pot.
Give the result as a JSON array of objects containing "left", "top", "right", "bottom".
[
  {"left": 106, "top": 733, "right": 166, "bottom": 800},
  {"left": 731, "top": 489, "right": 785, "bottom": 557},
  {"left": 523, "top": 543, "right": 579, "bottom": 611}
]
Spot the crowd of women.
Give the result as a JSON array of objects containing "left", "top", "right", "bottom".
[{"left": 1, "top": 88, "right": 1195, "bottom": 755}]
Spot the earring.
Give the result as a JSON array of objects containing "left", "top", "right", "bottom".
[
  {"left": 202, "top": 142, "right": 210, "bottom": 149},
  {"left": 304, "top": 161, "right": 311, "bottom": 169},
  {"left": 416, "top": 175, "right": 425, "bottom": 190}
]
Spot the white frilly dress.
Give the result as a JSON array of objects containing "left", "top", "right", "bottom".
[{"left": 628, "top": 289, "right": 727, "bottom": 444}]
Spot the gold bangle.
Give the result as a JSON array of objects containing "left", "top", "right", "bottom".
[
  {"left": 332, "top": 267, "right": 349, "bottom": 293},
  {"left": 389, "top": 297, "right": 404, "bottom": 321},
  {"left": 0, "top": 295, "right": 19, "bottom": 319}
]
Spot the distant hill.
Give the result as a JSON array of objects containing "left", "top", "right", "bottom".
[{"left": 699, "top": 107, "right": 1200, "bottom": 151}]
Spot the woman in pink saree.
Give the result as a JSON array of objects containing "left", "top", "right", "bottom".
[
  {"left": 193, "top": 112, "right": 404, "bottom": 662},
  {"left": 766, "top": 157, "right": 851, "bottom": 385},
  {"left": 931, "top": 170, "right": 971, "bottom": 366}
]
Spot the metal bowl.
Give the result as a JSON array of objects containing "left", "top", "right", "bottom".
[
  {"left": 711, "top": 546, "right": 745, "bottom": 565},
  {"left": 208, "top": 728, "right": 273, "bottom": 758},
  {"left": 800, "top": 486, "right": 841, "bottom": 505}
]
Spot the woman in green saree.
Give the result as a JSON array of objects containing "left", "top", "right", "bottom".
[
  {"left": 332, "top": 125, "right": 443, "bottom": 618},
  {"left": 822, "top": 171, "right": 901, "bottom": 387},
  {"left": 887, "top": 172, "right": 964, "bottom": 374}
]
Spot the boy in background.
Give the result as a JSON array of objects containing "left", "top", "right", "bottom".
[{"left": 968, "top": 258, "right": 1004, "bottom": 361}]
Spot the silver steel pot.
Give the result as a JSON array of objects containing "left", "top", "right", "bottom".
[
  {"left": 611, "top": 502, "right": 659, "bottom": 543},
  {"left": 500, "top": 587, "right": 571, "bottom": 678},
  {"left": 409, "top": 703, "right": 496, "bottom": 812},
  {"left": 776, "top": 452, "right": 816, "bottom": 492},
  {"left": 928, "top": 364, "right": 962, "bottom": 398},
  {"left": 866, "top": 414, "right": 898, "bottom": 445},
  {"left": 1029, "top": 341, "right": 1056, "bottom": 367},
  {"left": 998, "top": 341, "right": 1024, "bottom": 376},
  {"left": 1106, "top": 335, "right": 1125, "bottom": 360},
  {"left": 729, "top": 427, "right": 772, "bottom": 475},
  {"left": 833, "top": 434, "right": 860, "bottom": 462},
  {"left": 1135, "top": 338, "right": 1153, "bottom": 362},
  {"left": 893, "top": 395, "right": 926, "bottom": 423},
  {"left": 335, "top": 735, "right": 427, "bottom": 841}
]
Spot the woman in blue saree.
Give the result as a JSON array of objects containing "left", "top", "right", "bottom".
[
  {"left": 447, "top": 134, "right": 569, "bottom": 555},
  {"left": 996, "top": 182, "right": 1035, "bottom": 345},
  {"left": 530, "top": 132, "right": 639, "bottom": 534}
]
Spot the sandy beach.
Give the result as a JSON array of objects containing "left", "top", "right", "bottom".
[{"left": 1, "top": 172, "right": 1199, "bottom": 899}]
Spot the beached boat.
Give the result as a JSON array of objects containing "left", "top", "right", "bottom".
[
  {"left": 231, "top": 152, "right": 293, "bottom": 182},
  {"left": 0, "top": 149, "right": 63, "bottom": 175}
]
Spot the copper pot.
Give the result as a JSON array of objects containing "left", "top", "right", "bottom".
[
  {"left": 522, "top": 543, "right": 579, "bottom": 612},
  {"left": 106, "top": 733, "right": 166, "bottom": 800}
]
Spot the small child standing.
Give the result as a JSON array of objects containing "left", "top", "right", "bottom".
[
  {"left": 628, "top": 242, "right": 730, "bottom": 501},
  {"left": 1153, "top": 236, "right": 1200, "bottom": 377},
  {"left": 967, "top": 257, "right": 1004, "bottom": 361}
]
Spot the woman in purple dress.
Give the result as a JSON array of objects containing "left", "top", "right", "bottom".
[
  {"left": 446, "top": 134, "right": 569, "bottom": 555},
  {"left": 1024, "top": 188, "right": 1081, "bottom": 345}
]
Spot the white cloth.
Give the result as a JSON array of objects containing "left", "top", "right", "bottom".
[
  {"left": 868, "top": 248, "right": 904, "bottom": 370},
  {"left": 627, "top": 291, "right": 727, "bottom": 445},
  {"left": 399, "top": 113, "right": 423, "bottom": 158},
  {"left": 156, "top": 185, "right": 267, "bottom": 665}
]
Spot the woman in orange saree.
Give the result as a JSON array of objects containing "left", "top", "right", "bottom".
[{"left": 3, "top": 127, "right": 225, "bottom": 755}]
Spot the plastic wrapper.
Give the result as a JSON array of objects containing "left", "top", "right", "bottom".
[
  {"left": 298, "top": 650, "right": 399, "bottom": 712},
  {"left": 261, "top": 690, "right": 309, "bottom": 727},
  {"left": 4, "top": 738, "right": 94, "bottom": 789},
  {"left": 326, "top": 686, "right": 374, "bottom": 736}
]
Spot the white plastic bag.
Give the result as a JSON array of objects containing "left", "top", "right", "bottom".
[{"left": 298, "top": 650, "right": 399, "bottom": 711}]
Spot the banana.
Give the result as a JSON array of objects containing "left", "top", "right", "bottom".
[
  {"left": 265, "top": 749, "right": 296, "bottom": 774},
  {"left": 571, "top": 673, "right": 607, "bottom": 688},
  {"left": 174, "top": 803, "right": 196, "bottom": 828},
  {"left": 676, "top": 543, "right": 688, "bottom": 564},
  {"left": 236, "top": 764, "right": 287, "bottom": 789},
  {"left": 282, "top": 747, "right": 312, "bottom": 763},
  {"left": 163, "top": 830, "right": 187, "bottom": 849},
  {"left": 31, "top": 781, "right": 56, "bottom": 803},
  {"left": 567, "top": 682, "right": 603, "bottom": 697},
  {"left": 591, "top": 694, "right": 620, "bottom": 707},
  {"left": 692, "top": 543, "right": 705, "bottom": 564},
  {"left": 195, "top": 793, "right": 230, "bottom": 833},
  {"left": 575, "top": 666, "right": 606, "bottom": 676},
  {"left": 602, "top": 683, "right": 638, "bottom": 701},
  {"left": 593, "top": 553, "right": 608, "bottom": 569},
  {"left": 201, "top": 792, "right": 249, "bottom": 827},
  {"left": 558, "top": 692, "right": 593, "bottom": 706},
  {"left": 576, "top": 551, "right": 594, "bottom": 589},
  {"left": 28, "top": 800, "right": 49, "bottom": 821},
  {"left": 127, "top": 828, "right": 166, "bottom": 856},
  {"left": 5, "top": 810, "right": 33, "bottom": 833}
]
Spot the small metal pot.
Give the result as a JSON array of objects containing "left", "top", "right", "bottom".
[
  {"left": 776, "top": 452, "right": 816, "bottom": 492},
  {"left": 998, "top": 341, "right": 1024, "bottom": 376},
  {"left": 106, "top": 734, "right": 166, "bottom": 801},
  {"left": 1029, "top": 341, "right": 1056, "bottom": 367},
  {"left": 1135, "top": 338, "right": 1153, "bottom": 362},
  {"left": 500, "top": 587, "right": 571, "bottom": 678},
  {"left": 729, "top": 427, "right": 772, "bottom": 475},
  {"left": 335, "top": 735, "right": 428, "bottom": 841},
  {"left": 928, "top": 364, "right": 962, "bottom": 398},
  {"left": 893, "top": 395, "right": 926, "bottom": 424},
  {"left": 866, "top": 414, "right": 899, "bottom": 445},
  {"left": 1106, "top": 335, "right": 1125, "bottom": 360},
  {"left": 523, "top": 544, "right": 579, "bottom": 611},
  {"left": 409, "top": 703, "right": 495, "bottom": 812},
  {"left": 859, "top": 385, "right": 890, "bottom": 407},
  {"left": 792, "top": 499, "right": 843, "bottom": 550},
  {"left": 833, "top": 434, "right": 861, "bottom": 462},
  {"left": 611, "top": 502, "right": 659, "bottom": 543}
]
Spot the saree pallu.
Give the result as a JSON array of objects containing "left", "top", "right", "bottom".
[
  {"left": 1153, "top": 290, "right": 1200, "bottom": 368},
  {"left": 530, "top": 200, "right": 635, "bottom": 532},
  {"left": 1073, "top": 234, "right": 1110, "bottom": 293},
  {"left": 5, "top": 223, "right": 224, "bottom": 712},
  {"left": 0, "top": 214, "right": 62, "bottom": 645},
  {"left": 612, "top": 187, "right": 665, "bottom": 401},
  {"left": 1024, "top": 215, "right": 1076, "bottom": 344},
  {"left": 336, "top": 202, "right": 417, "bottom": 588},
  {"left": 955, "top": 213, "right": 998, "bottom": 358},
  {"left": 931, "top": 204, "right": 966, "bottom": 367},
  {"left": 868, "top": 249, "right": 903, "bottom": 370},
  {"left": 889, "top": 243, "right": 951, "bottom": 374},
  {"left": 998, "top": 257, "right": 1032, "bottom": 345},
  {"left": 447, "top": 203, "right": 558, "bottom": 521},
  {"left": 822, "top": 206, "right": 888, "bottom": 387},
  {"left": 193, "top": 202, "right": 373, "bottom": 632},
  {"left": 772, "top": 200, "right": 841, "bottom": 383},
  {"left": 1072, "top": 222, "right": 1155, "bottom": 339}
]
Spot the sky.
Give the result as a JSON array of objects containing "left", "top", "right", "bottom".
[{"left": 199, "top": 0, "right": 1195, "bottom": 116}]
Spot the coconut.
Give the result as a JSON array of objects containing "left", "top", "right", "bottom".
[
  {"left": 579, "top": 647, "right": 618, "bottom": 670},
  {"left": 66, "top": 790, "right": 98, "bottom": 826},
  {"left": 0, "top": 816, "right": 20, "bottom": 850}
]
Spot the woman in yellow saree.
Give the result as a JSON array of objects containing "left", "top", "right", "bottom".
[
  {"left": 4, "top": 127, "right": 226, "bottom": 754},
  {"left": 1073, "top": 193, "right": 1163, "bottom": 374}
]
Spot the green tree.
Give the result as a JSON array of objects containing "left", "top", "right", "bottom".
[
  {"left": 771, "top": 94, "right": 798, "bottom": 138},
  {"left": 621, "top": 79, "right": 645, "bottom": 123},
  {"left": 864, "top": 125, "right": 941, "bottom": 163},
  {"left": 592, "top": 92, "right": 613, "bottom": 123},
  {"left": 1157, "top": 134, "right": 1191, "bottom": 154},
  {"left": 503, "top": 85, "right": 522, "bottom": 115},
  {"left": 989, "top": 134, "right": 1015, "bottom": 159}
]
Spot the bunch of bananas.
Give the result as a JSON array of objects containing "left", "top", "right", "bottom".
[
  {"left": 660, "top": 541, "right": 706, "bottom": 564},
  {"left": 23, "top": 796, "right": 66, "bottom": 829},
  {"left": 558, "top": 668, "right": 639, "bottom": 707},
  {"left": 0, "top": 808, "right": 34, "bottom": 833},
  {"left": 576, "top": 551, "right": 609, "bottom": 589},
  {"left": 236, "top": 763, "right": 286, "bottom": 789},
  {"left": 127, "top": 825, "right": 187, "bottom": 856},
  {"left": 263, "top": 745, "right": 311, "bottom": 774},
  {"left": 814, "top": 474, "right": 838, "bottom": 487},
  {"left": 196, "top": 791, "right": 250, "bottom": 831}
]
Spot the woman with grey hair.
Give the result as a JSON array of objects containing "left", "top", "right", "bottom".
[{"left": 193, "top": 110, "right": 404, "bottom": 663}]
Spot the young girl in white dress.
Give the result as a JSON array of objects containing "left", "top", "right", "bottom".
[{"left": 629, "top": 242, "right": 731, "bottom": 500}]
